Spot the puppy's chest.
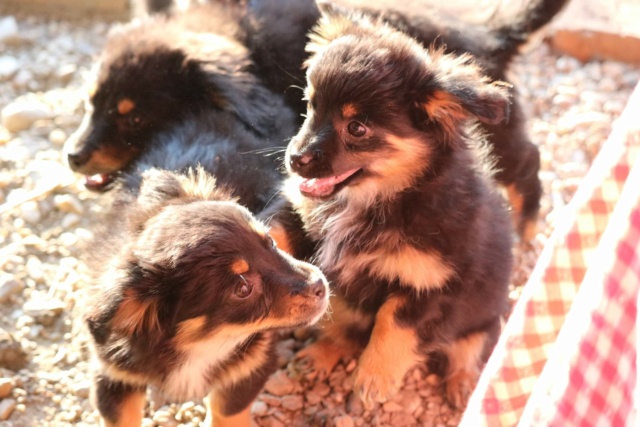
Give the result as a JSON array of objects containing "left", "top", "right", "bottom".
[{"left": 313, "top": 209, "right": 454, "bottom": 294}]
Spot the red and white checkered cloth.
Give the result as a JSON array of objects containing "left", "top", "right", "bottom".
[{"left": 460, "top": 82, "right": 640, "bottom": 427}]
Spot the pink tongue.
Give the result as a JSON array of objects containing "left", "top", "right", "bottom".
[
  {"left": 83, "top": 174, "right": 113, "bottom": 191},
  {"left": 299, "top": 168, "right": 359, "bottom": 197}
]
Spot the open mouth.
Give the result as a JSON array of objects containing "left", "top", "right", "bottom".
[
  {"left": 299, "top": 167, "right": 362, "bottom": 198},
  {"left": 83, "top": 173, "right": 116, "bottom": 192}
]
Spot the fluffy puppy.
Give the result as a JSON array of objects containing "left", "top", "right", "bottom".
[
  {"left": 275, "top": 8, "right": 514, "bottom": 408},
  {"left": 63, "top": 2, "right": 294, "bottom": 192},
  {"left": 259, "top": 0, "right": 568, "bottom": 239},
  {"left": 85, "top": 116, "right": 329, "bottom": 426}
]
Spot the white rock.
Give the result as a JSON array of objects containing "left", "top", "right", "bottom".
[
  {"left": 251, "top": 400, "right": 268, "bottom": 417},
  {"left": 53, "top": 194, "right": 83, "bottom": 214},
  {"left": 0, "top": 56, "right": 19, "bottom": 80},
  {"left": 0, "top": 17, "right": 18, "bottom": 43},
  {"left": 12, "top": 69, "right": 32, "bottom": 89},
  {"left": 20, "top": 201, "right": 41, "bottom": 224},
  {"left": 48, "top": 128, "right": 67, "bottom": 146},
  {"left": 23, "top": 299, "right": 66, "bottom": 318},
  {"left": 1, "top": 100, "right": 53, "bottom": 132},
  {"left": 0, "top": 275, "right": 24, "bottom": 304},
  {"left": 0, "top": 398, "right": 16, "bottom": 421},
  {"left": 61, "top": 213, "right": 81, "bottom": 229}
]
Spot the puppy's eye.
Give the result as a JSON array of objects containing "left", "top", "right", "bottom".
[
  {"left": 235, "top": 275, "right": 253, "bottom": 298},
  {"left": 347, "top": 121, "right": 366, "bottom": 137},
  {"left": 267, "top": 235, "right": 276, "bottom": 249}
]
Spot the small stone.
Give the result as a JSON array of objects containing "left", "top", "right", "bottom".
[
  {"left": 251, "top": 400, "right": 268, "bottom": 417},
  {"left": 397, "top": 390, "right": 422, "bottom": 415},
  {"left": 54, "top": 194, "right": 83, "bottom": 214},
  {"left": 20, "top": 201, "right": 41, "bottom": 224},
  {"left": 426, "top": 374, "right": 440, "bottom": 386},
  {"left": 312, "top": 381, "right": 331, "bottom": 397},
  {"left": 25, "top": 257, "right": 44, "bottom": 282},
  {"left": 264, "top": 370, "right": 294, "bottom": 396},
  {"left": 61, "top": 213, "right": 81, "bottom": 228},
  {"left": 1, "top": 100, "right": 53, "bottom": 132},
  {"left": 72, "top": 380, "right": 91, "bottom": 399},
  {"left": 0, "top": 398, "right": 16, "bottom": 420},
  {"left": 382, "top": 401, "right": 404, "bottom": 412},
  {"left": 0, "top": 328, "right": 28, "bottom": 371},
  {"left": 0, "top": 378, "right": 13, "bottom": 399},
  {"left": 389, "top": 412, "right": 416, "bottom": 427},
  {"left": 345, "top": 359, "right": 357, "bottom": 373},
  {"left": 12, "top": 70, "right": 32, "bottom": 89},
  {"left": 23, "top": 299, "right": 66, "bottom": 318},
  {"left": 48, "top": 128, "right": 67, "bottom": 146},
  {"left": 260, "top": 393, "right": 281, "bottom": 407},
  {"left": 334, "top": 415, "right": 355, "bottom": 427},
  {"left": 305, "top": 391, "right": 322, "bottom": 406},
  {"left": 0, "top": 275, "right": 24, "bottom": 304},
  {"left": 346, "top": 392, "right": 364, "bottom": 416},
  {"left": 56, "top": 64, "right": 77, "bottom": 84},
  {"left": 280, "top": 395, "right": 303, "bottom": 411},
  {"left": 152, "top": 410, "right": 174, "bottom": 424},
  {"left": 0, "top": 17, "right": 18, "bottom": 43},
  {"left": 0, "top": 56, "right": 19, "bottom": 80}
]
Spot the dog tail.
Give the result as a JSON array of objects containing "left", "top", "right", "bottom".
[{"left": 489, "top": 0, "right": 569, "bottom": 57}]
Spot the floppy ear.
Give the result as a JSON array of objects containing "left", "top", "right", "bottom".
[
  {"left": 85, "top": 260, "right": 163, "bottom": 343},
  {"left": 421, "top": 51, "right": 511, "bottom": 132}
]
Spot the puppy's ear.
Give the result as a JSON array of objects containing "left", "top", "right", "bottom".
[
  {"left": 138, "top": 168, "right": 186, "bottom": 210},
  {"left": 421, "top": 51, "right": 511, "bottom": 132},
  {"left": 85, "top": 260, "right": 163, "bottom": 343}
]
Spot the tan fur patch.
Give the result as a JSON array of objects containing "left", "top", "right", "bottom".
[
  {"left": 177, "top": 169, "right": 219, "bottom": 200},
  {"left": 423, "top": 90, "right": 468, "bottom": 135},
  {"left": 353, "top": 295, "right": 421, "bottom": 404},
  {"left": 267, "top": 223, "right": 294, "bottom": 256},
  {"left": 506, "top": 184, "right": 523, "bottom": 219},
  {"left": 342, "top": 103, "right": 358, "bottom": 118},
  {"left": 117, "top": 98, "right": 136, "bottom": 115},
  {"left": 205, "top": 390, "right": 252, "bottom": 427},
  {"left": 103, "top": 389, "right": 146, "bottom": 427},
  {"left": 174, "top": 315, "right": 207, "bottom": 346},
  {"left": 231, "top": 259, "right": 250, "bottom": 275},
  {"left": 440, "top": 332, "right": 487, "bottom": 408},
  {"left": 90, "top": 148, "right": 129, "bottom": 172},
  {"left": 111, "top": 290, "right": 159, "bottom": 335},
  {"left": 101, "top": 363, "right": 149, "bottom": 388},
  {"left": 338, "top": 243, "right": 455, "bottom": 292},
  {"left": 215, "top": 332, "right": 273, "bottom": 390}
]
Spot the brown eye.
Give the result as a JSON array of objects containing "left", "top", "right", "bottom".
[
  {"left": 236, "top": 275, "right": 253, "bottom": 298},
  {"left": 347, "top": 121, "right": 366, "bottom": 137}
]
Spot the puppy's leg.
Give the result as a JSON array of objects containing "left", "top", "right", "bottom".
[
  {"left": 442, "top": 318, "right": 501, "bottom": 408},
  {"left": 204, "top": 392, "right": 253, "bottom": 427},
  {"left": 94, "top": 375, "right": 146, "bottom": 427},
  {"left": 353, "top": 295, "right": 422, "bottom": 406},
  {"left": 290, "top": 294, "right": 371, "bottom": 380}
]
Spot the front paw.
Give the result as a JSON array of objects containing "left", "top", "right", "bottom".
[
  {"left": 352, "top": 358, "right": 401, "bottom": 408},
  {"left": 288, "top": 340, "right": 343, "bottom": 381}
]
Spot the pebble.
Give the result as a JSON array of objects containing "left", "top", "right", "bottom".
[
  {"left": 71, "top": 381, "right": 91, "bottom": 399},
  {"left": 334, "top": 415, "right": 355, "bottom": 427},
  {"left": 1, "top": 99, "right": 53, "bottom": 132},
  {"left": 54, "top": 194, "right": 83, "bottom": 214},
  {"left": 264, "top": 370, "right": 295, "bottom": 396},
  {"left": 382, "top": 401, "right": 404, "bottom": 413},
  {"left": 0, "top": 378, "right": 13, "bottom": 399},
  {"left": 48, "top": 128, "right": 67, "bottom": 146},
  {"left": 0, "top": 17, "right": 19, "bottom": 43},
  {"left": 0, "top": 398, "right": 16, "bottom": 421},
  {"left": 23, "top": 299, "right": 66, "bottom": 318},
  {"left": 0, "top": 328, "right": 28, "bottom": 371},
  {"left": 0, "top": 275, "right": 24, "bottom": 304},
  {"left": 61, "top": 213, "right": 81, "bottom": 228},
  {"left": 281, "top": 395, "right": 303, "bottom": 411},
  {"left": 389, "top": 412, "right": 416, "bottom": 427},
  {"left": 0, "top": 56, "right": 19, "bottom": 81},
  {"left": 251, "top": 400, "right": 268, "bottom": 417}
]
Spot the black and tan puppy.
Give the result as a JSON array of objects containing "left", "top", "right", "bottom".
[
  {"left": 63, "top": 2, "right": 294, "bottom": 192},
  {"left": 84, "top": 111, "right": 327, "bottom": 426},
  {"left": 274, "top": 8, "right": 514, "bottom": 408},
  {"left": 86, "top": 174, "right": 328, "bottom": 426}
]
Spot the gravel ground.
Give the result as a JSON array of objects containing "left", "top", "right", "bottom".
[{"left": 0, "top": 11, "right": 638, "bottom": 427}]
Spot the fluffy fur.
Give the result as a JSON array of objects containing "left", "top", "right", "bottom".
[
  {"left": 85, "top": 117, "right": 329, "bottom": 427},
  {"left": 270, "top": 8, "right": 516, "bottom": 408},
  {"left": 260, "top": 0, "right": 568, "bottom": 239},
  {"left": 63, "top": 1, "right": 297, "bottom": 193}
]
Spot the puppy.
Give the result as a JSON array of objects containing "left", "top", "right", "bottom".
[
  {"left": 63, "top": 2, "right": 294, "bottom": 192},
  {"left": 274, "top": 8, "right": 514, "bottom": 408},
  {"left": 85, "top": 115, "right": 329, "bottom": 427}
]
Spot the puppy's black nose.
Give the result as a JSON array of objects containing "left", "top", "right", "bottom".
[
  {"left": 308, "top": 278, "right": 326, "bottom": 299},
  {"left": 289, "top": 150, "right": 320, "bottom": 172},
  {"left": 67, "top": 151, "right": 90, "bottom": 170}
]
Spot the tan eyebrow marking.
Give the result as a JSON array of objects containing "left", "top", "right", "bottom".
[
  {"left": 117, "top": 98, "right": 136, "bottom": 115},
  {"left": 231, "top": 258, "right": 250, "bottom": 275},
  {"left": 342, "top": 103, "right": 358, "bottom": 118}
]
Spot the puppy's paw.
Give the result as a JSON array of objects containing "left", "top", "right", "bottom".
[
  {"left": 352, "top": 356, "right": 402, "bottom": 408},
  {"left": 288, "top": 340, "right": 342, "bottom": 381},
  {"left": 444, "top": 369, "right": 478, "bottom": 409}
]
